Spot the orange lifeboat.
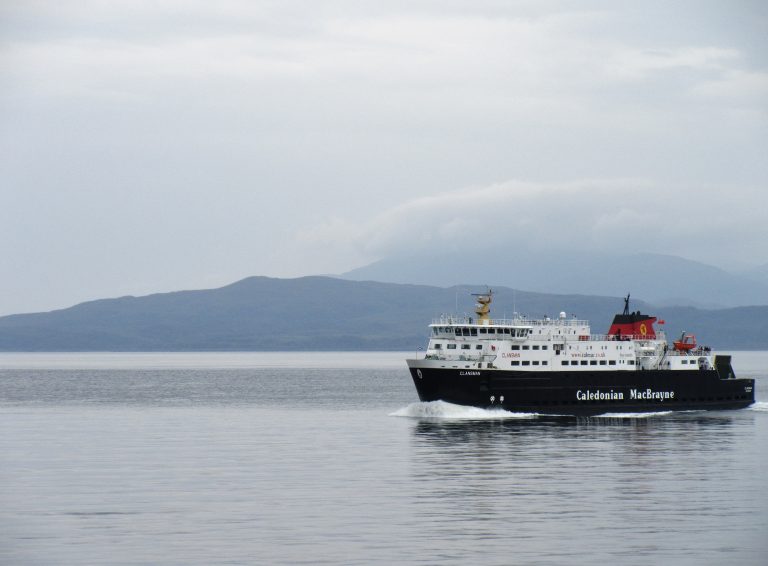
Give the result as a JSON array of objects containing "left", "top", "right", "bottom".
[{"left": 673, "top": 332, "right": 697, "bottom": 352}]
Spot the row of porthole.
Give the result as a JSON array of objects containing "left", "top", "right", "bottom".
[{"left": 569, "top": 345, "right": 627, "bottom": 350}]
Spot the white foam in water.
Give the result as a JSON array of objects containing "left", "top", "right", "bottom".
[
  {"left": 390, "top": 401, "right": 537, "bottom": 420},
  {"left": 748, "top": 401, "right": 768, "bottom": 412},
  {"left": 594, "top": 411, "right": 674, "bottom": 418}
]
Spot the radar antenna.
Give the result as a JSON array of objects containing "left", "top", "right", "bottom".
[
  {"left": 623, "top": 293, "right": 631, "bottom": 316},
  {"left": 472, "top": 289, "right": 493, "bottom": 323}
]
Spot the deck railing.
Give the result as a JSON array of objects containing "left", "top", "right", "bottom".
[{"left": 431, "top": 316, "right": 589, "bottom": 327}]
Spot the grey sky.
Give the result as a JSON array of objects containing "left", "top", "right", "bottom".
[{"left": 1, "top": 1, "right": 767, "bottom": 315}]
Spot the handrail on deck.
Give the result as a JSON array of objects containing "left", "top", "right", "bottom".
[{"left": 431, "top": 316, "right": 589, "bottom": 327}]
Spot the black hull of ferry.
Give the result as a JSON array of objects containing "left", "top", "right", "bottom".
[{"left": 408, "top": 367, "right": 755, "bottom": 416}]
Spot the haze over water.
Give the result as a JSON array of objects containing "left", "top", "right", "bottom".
[{"left": 2, "top": 352, "right": 767, "bottom": 565}]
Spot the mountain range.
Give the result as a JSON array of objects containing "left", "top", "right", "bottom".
[
  {"left": 0, "top": 276, "right": 766, "bottom": 351},
  {"left": 343, "top": 252, "right": 768, "bottom": 308}
]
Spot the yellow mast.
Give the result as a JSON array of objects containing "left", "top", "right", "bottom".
[{"left": 473, "top": 290, "right": 492, "bottom": 324}]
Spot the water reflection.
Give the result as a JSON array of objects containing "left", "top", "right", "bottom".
[
  {"left": 404, "top": 412, "right": 750, "bottom": 562},
  {"left": 411, "top": 413, "right": 737, "bottom": 447},
  {"left": 408, "top": 414, "right": 740, "bottom": 480}
]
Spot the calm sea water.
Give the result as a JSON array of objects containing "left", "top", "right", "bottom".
[{"left": 1, "top": 352, "right": 767, "bottom": 565}]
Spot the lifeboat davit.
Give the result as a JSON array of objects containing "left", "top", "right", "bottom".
[{"left": 673, "top": 332, "right": 697, "bottom": 352}]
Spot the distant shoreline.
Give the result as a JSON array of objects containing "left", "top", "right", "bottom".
[{"left": 2, "top": 277, "right": 767, "bottom": 350}]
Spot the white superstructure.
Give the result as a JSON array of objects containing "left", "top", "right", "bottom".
[{"left": 420, "top": 306, "right": 713, "bottom": 373}]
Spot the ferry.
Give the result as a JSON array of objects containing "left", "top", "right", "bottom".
[{"left": 406, "top": 292, "right": 755, "bottom": 415}]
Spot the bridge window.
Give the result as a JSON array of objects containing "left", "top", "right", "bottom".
[
  {"left": 470, "top": 328, "right": 477, "bottom": 336},
  {"left": 487, "top": 329, "right": 496, "bottom": 334},
  {"left": 479, "top": 328, "right": 487, "bottom": 334},
  {"left": 447, "top": 344, "right": 456, "bottom": 349}
]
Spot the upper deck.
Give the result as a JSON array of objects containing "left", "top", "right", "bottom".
[
  {"left": 431, "top": 314, "right": 589, "bottom": 328},
  {"left": 430, "top": 313, "right": 593, "bottom": 342}
]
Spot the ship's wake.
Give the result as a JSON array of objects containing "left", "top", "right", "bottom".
[
  {"left": 748, "top": 401, "right": 768, "bottom": 412},
  {"left": 593, "top": 411, "right": 674, "bottom": 418},
  {"left": 390, "top": 401, "right": 537, "bottom": 420}
]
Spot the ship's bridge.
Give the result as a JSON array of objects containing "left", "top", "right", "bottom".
[{"left": 430, "top": 314, "right": 591, "bottom": 340}]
